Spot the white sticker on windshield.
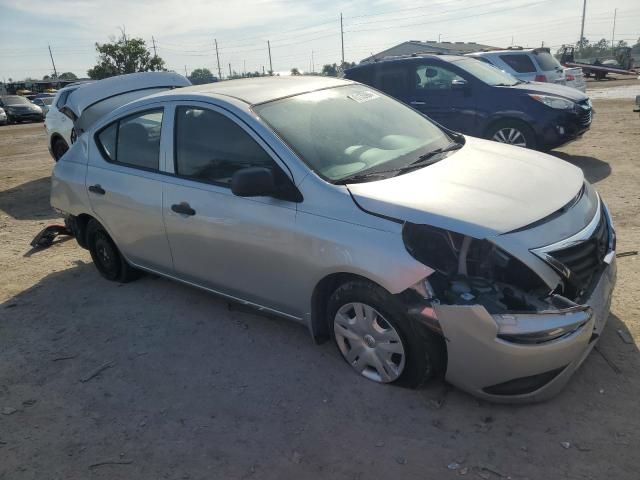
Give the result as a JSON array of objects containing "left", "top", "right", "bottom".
[{"left": 347, "top": 90, "right": 380, "bottom": 103}]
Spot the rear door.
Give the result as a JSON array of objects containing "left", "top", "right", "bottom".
[
  {"left": 87, "top": 106, "right": 174, "bottom": 274},
  {"left": 161, "top": 102, "right": 301, "bottom": 315},
  {"left": 408, "top": 61, "right": 477, "bottom": 134}
]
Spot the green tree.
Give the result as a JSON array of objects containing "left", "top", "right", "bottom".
[
  {"left": 188, "top": 68, "right": 216, "bottom": 84},
  {"left": 290, "top": 67, "right": 301, "bottom": 76},
  {"left": 321, "top": 63, "right": 338, "bottom": 76},
  {"left": 59, "top": 72, "right": 78, "bottom": 81},
  {"left": 87, "top": 34, "right": 165, "bottom": 80}
]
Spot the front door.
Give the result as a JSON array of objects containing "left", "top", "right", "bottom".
[
  {"left": 162, "top": 104, "right": 301, "bottom": 316},
  {"left": 409, "top": 62, "right": 477, "bottom": 134},
  {"left": 86, "top": 107, "right": 174, "bottom": 274}
]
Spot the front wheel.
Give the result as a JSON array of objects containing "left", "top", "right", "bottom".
[
  {"left": 486, "top": 120, "right": 536, "bottom": 149},
  {"left": 328, "top": 280, "right": 445, "bottom": 388}
]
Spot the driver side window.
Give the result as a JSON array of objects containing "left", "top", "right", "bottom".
[
  {"left": 174, "top": 106, "right": 276, "bottom": 186},
  {"left": 415, "top": 64, "right": 464, "bottom": 91}
]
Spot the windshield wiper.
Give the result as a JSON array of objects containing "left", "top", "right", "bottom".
[{"left": 336, "top": 142, "right": 463, "bottom": 185}]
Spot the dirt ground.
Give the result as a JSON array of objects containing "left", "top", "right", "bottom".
[{"left": 1, "top": 83, "right": 639, "bottom": 479}]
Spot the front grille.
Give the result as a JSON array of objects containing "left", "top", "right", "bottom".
[
  {"left": 547, "top": 211, "right": 608, "bottom": 290},
  {"left": 576, "top": 100, "right": 592, "bottom": 129}
]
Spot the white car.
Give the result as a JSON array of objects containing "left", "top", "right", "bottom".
[
  {"left": 0, "top": 107, "right": 7, "bottom": 125},
  {"left": 467, "top": 48, "right": 586, "bottom": 93},
  {"left": 45, "top": 86, "right": 80, "bottom": 160}
]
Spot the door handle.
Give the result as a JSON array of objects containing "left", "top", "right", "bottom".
[
  {"left": 88, "top": 184, "right": 106, "bottom": 195},
  {"left": 171, "top": 202, "right": 196, "bottom": 216},
  {"left": 410, "top": 101, "right": 426, "bottom": 105}
]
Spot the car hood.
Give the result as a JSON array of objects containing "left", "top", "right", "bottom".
[
  {"left": 510, "top": 81, "right": 588, "bottom": 102},
  {"left": 347, "top": 137, "right": 584, "bottom": 238}
]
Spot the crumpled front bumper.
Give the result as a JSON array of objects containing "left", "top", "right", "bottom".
[{"left": 432, "top": 258, "right": 616, "bottom": 403}]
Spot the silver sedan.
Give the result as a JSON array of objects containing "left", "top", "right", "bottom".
[{"left": 50, "top": 74, "right": 616, "bottom": 402}]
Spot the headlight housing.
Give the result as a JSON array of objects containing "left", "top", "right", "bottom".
[{"left": 528, "top": 94, "right": 575, "bottom": 110}]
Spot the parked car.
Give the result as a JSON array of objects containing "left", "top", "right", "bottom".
[
  {"left": 50, "top": 74, "right": 616, "bottom": 402},
  {"left": 32, "top": 96, "right": 54, "bottom": 116},
  {"left": 345, "top": 55, "right": 592, "bottom": 150},
  {"left": 45, "top": 85, "right": 81, "bottom": 160},
  {"left": 467, "top": 48, "right": 586, "bottom": 92},
  {"left": 0, "top": 107, "right": 7, "bottom": 125},
  {"left": 0, "top": 95, "right": 44, "bottom": 123}
]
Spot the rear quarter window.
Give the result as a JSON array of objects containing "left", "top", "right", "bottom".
[
  {"left": 499, "top": 54, "right": 536, "bottom": 73},
  {"left": 534, "top": 51, "right": 562, "bottom": 71}
]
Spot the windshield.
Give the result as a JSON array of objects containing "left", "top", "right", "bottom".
[
  {"left": 254, "top": 85, "right": 451, "bottom": 182},
  {"left": 3, "top": 96, "right": 31, "bottom": 106},
  {"left": 454, "top": 58, "right": 520, "bottom": 86},
  {"left": 41, "top": 97, "right": 54, "bottom": 105},
  {"left": 535, "top": 51, "right": 562, "bottom": 71}
]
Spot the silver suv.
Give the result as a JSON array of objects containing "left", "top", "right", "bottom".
[
  {"left": 51, "top": 74, "right": 615, "bottom": 402},
  {"left": 468, "top": 48, "right": 586, "bottom": 92}
]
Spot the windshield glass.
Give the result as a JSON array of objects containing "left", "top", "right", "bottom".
[
  {"left": 41, "top": 97, "right": 54, "bottom": 105},
  {"left": 454, "top": 58, "right": 520, "bottom": 86},
  {"left": 535, "top": 51, "right": 562, "bottom": 71},
  {"left": 3, "top": 96, "right": 31, "bottom": 106},
  {"left": 254, "top": 85, "right": 451, "bottom": 182}
]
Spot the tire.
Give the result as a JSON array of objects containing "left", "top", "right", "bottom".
[
  {"left": 327, "top": 280, "right": 445, "bottom": 388},
  {"left": 86, "top": 219, "right": 141, "bottom": 283},
  {"left": 486, "top": 120, "right": 536, "bottom": 149},
  {"left": 51, "top": 137, "right": 69, "bottom": 161}
]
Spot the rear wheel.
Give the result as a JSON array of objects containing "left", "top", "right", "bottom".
[
  {"left": 486, "top": 120, "right": 536, "bottom": 149},
  {"left": 327, "top": 280, "right": 445, "bottom": 388},
  {"left": 52, "top": 138, "right": 69, "bottom": 161},
  {"left": 86, "top": 219, "right": 140, "bottom": 283}
]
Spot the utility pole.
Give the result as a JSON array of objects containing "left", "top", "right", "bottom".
[
  {"left": 312, "top": 49, "right": 315, "bottom": 73},
  {"left": 229, "top": 63, "right": 232, "bottom": 79},
  {"left": 184, "top": 65, "right": 188, "bottom": 77},
  {"left": 152, "top": 36, "right": 158, "bottom": 57},
  {"left": 267, "top": 40, "right": 273, "bottom": 74},
  {"left": 214, "top": 38, "right": 222, "bottom": 80},
  {"left": 611, "top": 8, "right": 617, "bottom": 52},
  {"left": 243, "top": 59, "right": 246, "bottom": 76},
  {"left": 262, "top": 65, "right": 265, "bottom": 75},
  {"left": 579, "top": 0, "right": 587, "bottom": 53},
  {"left": 438, "top": 33, "right": 442, "bottom": 43},
  {"left": 48, "top": 45, "right": 58, "bottom": 78},
  {"left": 340, "top": 13, "right": 345, "bottom": 66}
]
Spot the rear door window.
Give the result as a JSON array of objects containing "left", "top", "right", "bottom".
[
  {"left": 373, "top": 64, "right": 409, "bottom": 98},
  {"left": 499, "top": 54, "right": 536, "bottom": 73},
  {"left": 95, "top": 109, "right": 163, "bottom": 171}
]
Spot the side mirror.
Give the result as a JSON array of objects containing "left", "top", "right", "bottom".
[
  {"left": 231, "top": 167, "right": 276, "bottom": 197},
  {"left": 451, "top": 78, "right": 468, "bottom": 90}
]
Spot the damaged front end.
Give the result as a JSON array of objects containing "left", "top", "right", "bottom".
[{"left": 398, "top": 213, "right": 616, "bottom": 402}]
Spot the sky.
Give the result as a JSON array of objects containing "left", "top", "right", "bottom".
[{"left": 0, "top": 0, "right": 639, "bottom": 81}]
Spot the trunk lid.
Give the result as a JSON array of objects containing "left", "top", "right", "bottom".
[{"left": 59, "top": 72, "right": 191, "bottom": 133}]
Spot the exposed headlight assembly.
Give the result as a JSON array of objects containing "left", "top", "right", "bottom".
[{"left": 528, "top": 94, "right": 575, "bottom": 110}]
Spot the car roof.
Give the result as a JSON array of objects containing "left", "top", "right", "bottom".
[
  {"left": 348, "top": 54, "right": 467, "bottom": 70},
  {"left": 150, "top": 75, "right": 354, "bottom": 105}
]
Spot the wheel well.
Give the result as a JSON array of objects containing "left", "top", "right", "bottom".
[
  {"left": 310, "top": 272, "right": 378, "bottom": 344},
  {"left": 50, "top": 133, "right": 66, "bottom": 149},
  {"left": 484, "top": 117, "right": 532, "bottom": 137},
  {"left": 72, "top": 213, "right": 94, "bottom": 249}
]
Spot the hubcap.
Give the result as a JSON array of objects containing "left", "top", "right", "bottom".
[
  {"left": 492, "top": 127, "right": 527, "bottom": 147},
  {"left": 334, "top": 302, "right": 406, "bottom": 383}
]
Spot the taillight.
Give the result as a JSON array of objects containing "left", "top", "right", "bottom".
[
  {"left": 534, "top": 74, "right": 547, "bottom": 82},
  {"left": 565, "top": 74, "right": 575, "bottom": 81}
]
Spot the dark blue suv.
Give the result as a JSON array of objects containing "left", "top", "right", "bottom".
[{"left": 344, "top": 55, "right": 592, "bottom": 150}]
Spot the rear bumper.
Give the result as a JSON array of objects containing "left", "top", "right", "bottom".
[
  {"left": 432, "top": 258, "right": 616, "bottom": 403},
  {"left": 9, "top": 112, "right": 44, "bottom": 122}
]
